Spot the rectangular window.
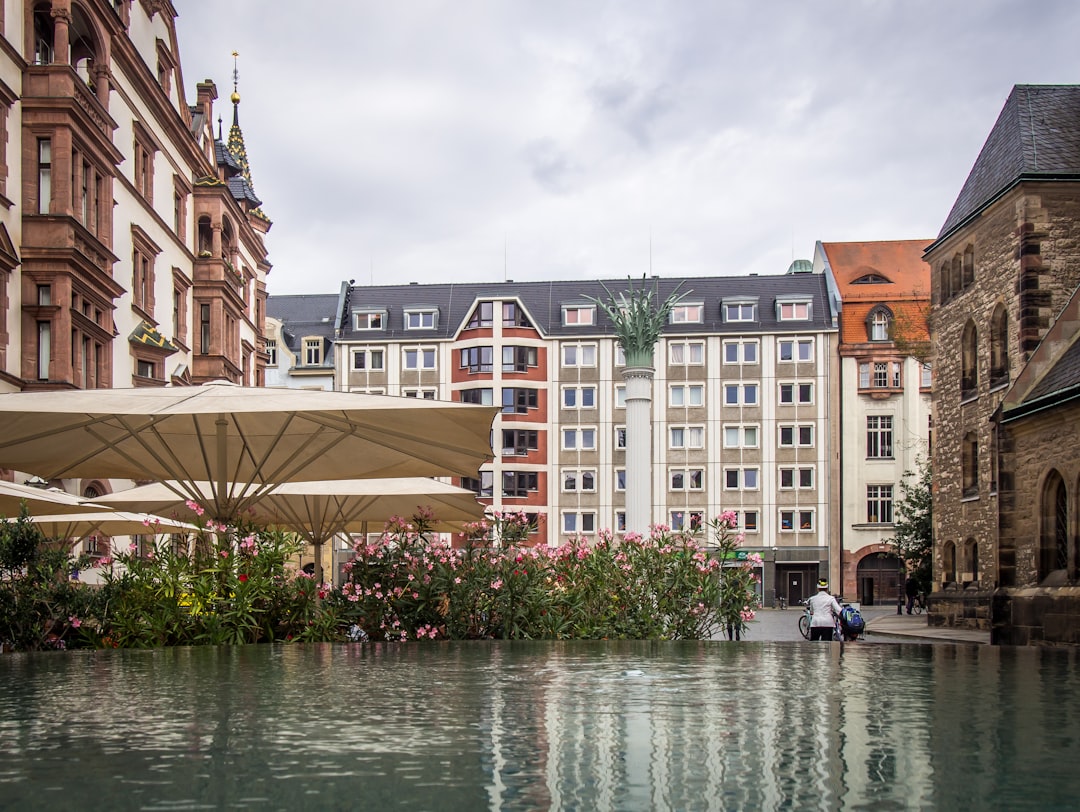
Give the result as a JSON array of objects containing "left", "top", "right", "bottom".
[
  {"left": 615, "top": 427, "right": 626, "bottom": 449},
  {"left": 723, "top": 340, "right": 759, "bottom": 364},
  {"left": 562, "top": 428, "right": 597, "bottom": 451},
  {"left": 669, "top": 426, "right": 705, "bottom": 449},
  {"left": 723, "top": 425, "right": 759, "bottom": 448},
  {"left": 723, "top": 301, "right": 757, "bottom": 322},
  {"left": 742, "top": 511, "right": 759, "bottom": 532},
  {"left": 502, "top": 387, "right": 537, "bottom": 413},
  {"left": 136, "top": 359, "right": 155, "bottom": 378},
  {"left": 616, "top": 511, "right": 626, "bottom": 532},
  {"left": 502, "top": 345, "right": 537, "bottom": 372},
  {"left": 199, "top": 303, "right": 210, "bottom": 354},
  {"left": 867, "top": 484, "right": 894, "bottom": 523},
  {"left": 779, "top": 381, "right": 814, "bottom": 405},
  {"left": 779, "top": 338, "right": 815, "bottom": 363},
  {"left": 671, "top": 304, "right": 704, "bottom": 324},
  {"left": 38, "top": 139, "right": 51, "bottom": 214},
  {"left": 563, "top": 512, "right": 596, "bottom": 535},
  {"left": 562, "top": 305, "right": 595, "bottom": 325},
  {"left": 461, "top": 471, "right": 494, "bottom": 497},
  {"left": 460, "top": 346, "right": 493, "bottom": 373},
  {"left": 562, "top": 344, "right": 597, "bottom": 367},
  {"left": 354, "top": 311, "right": 385, "bottom": 330},
  {"left": 404, "top": 347, "right": 436, "bottom": 370},
  {"left": 779, "top": 424, "right": 814, "bottom": 447},
  {"left": 562, "top": 386, "right": 596, "bottom": 409},
  {"left": 502, "top": 302, "right": 530, "bottom": 328},
  {"left": 670, "top": 468, "right": 704, "bottom": 490},
  {"left": 467, "top": 301, "right": 494, "bottom": 328},
  {"left": 36, "top": 320, "right": 51, "bottom": 379},
  {"left": 780, "top": 467, "right": 815, "bottom": 489},
  {"left": 403, "top": 388, "right": 437, "bottom": 399},
  {"left": 405, "top": 309, "right": 437, "bottom": 329},
  {"left": 670, "top": 511, "right": 704, "bottom": 532},
  {"left": 669, "top": 384, "right": 704, "bottom": 407},
  {"left": 921, "top": 363, "right": 933, "bottom": 389},
  {"left": 460, "top": 388, "right": 493, "bottom": 406},
  {"left": 266, "top": 339, "right": 277, "bottom": 366},
  {"left": 866, "top": 415, "right": 893, "bottom": 458},
  {"left": 503, "top": 471, "right": 538, "bottom": 498},
  {"left": 563, "top": 470, "right": 597, "bottom": 492},
  {"left": 778, "top": 301, "right": 811, "bottom": 321},
  {"left": 615, "top": 469, "right": 626, "bottom": 490},
  {"left": 781, "top": 510, "right": 815, "bottom": 532},
  {"left": 304, "top": 339, "right": 322, "bottom": 366},
  {"left": 502, "top": 429, "right": 539, "bottom": 456},
  {"left": 614, "top": 385, "right": 626, "bottom": 408},
  {"left": 669, "top": 341, "right": 705, "bottom": 365},
  {"left": 724, "top": 383, "right": 758, "bottom": 406}
]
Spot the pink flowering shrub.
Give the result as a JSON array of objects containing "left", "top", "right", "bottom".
[{"left": 333, "top": 509, "right": 759, "bottom": 641}]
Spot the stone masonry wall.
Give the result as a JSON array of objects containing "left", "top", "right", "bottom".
[{"left": 928, "top": 184, "right": 1080, "bottom": 627}]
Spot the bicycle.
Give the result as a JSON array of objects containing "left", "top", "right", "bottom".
[
  {"left": 912, "top": 592, "right": 927, "bottom": 615},
  {"left": 798, "top": 600, "right": 812, "bottom": 639}
]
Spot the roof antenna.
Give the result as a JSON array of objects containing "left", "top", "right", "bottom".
[{"left": 504, "top": 235, "right": 508, "bottom": 282}]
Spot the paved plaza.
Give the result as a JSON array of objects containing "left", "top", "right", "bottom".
[{"left": 715, "top": 606, "right": 990, "bottom": 644}]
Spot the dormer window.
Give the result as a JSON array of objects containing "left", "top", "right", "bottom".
[
  {"left": 405, "top": 309, "right": 437, "bottom": 330},
  {"left": 867, "top": 307, "right": 892, "bottom": 342},
  {"left": 354, "top": 310, "right": 386, "bottom": 330},
  {"left": 303, "top": 338, "right": 323, "bottom": 366},
  {"left": 467, "top": 302, "right": 494, "bottom": 328},
  {"left": 562, "top": 304, "right": 595, "bottom": 326},
  {"left": 853, "top": 273, "right": 891, "bottom": 284},
  {"left": 723, "top": 298, "right": 757, "bottom": 323},
  {"left": 776, "top": 297, "right": 812, "bottom": 321},
  {"left": 670, "top": 304, "right": 704, "bottom": 324}
]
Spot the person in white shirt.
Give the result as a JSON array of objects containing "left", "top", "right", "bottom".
[{"left": 807, "top": 579, "right": 842, "bottom": 641}]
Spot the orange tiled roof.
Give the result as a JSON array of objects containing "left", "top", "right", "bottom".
[{"left": 822, "top": 240, "right": 932, "bottom": 346}]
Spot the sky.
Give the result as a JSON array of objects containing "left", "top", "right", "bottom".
[{"left": 174, "top": 1, "right": 1080, "bottom": 297}]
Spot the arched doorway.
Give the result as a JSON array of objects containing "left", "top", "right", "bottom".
[{"left": 856, "top": 551, "right": 902, "bottom": 606}]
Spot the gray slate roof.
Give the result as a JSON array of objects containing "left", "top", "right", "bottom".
[
  {"left": 328, "top": 273, "right": 835, "bottom": 341},
  {"left": 267, "top": 293, "right": 339, "bottom": 357},
  {"left": 1025, "top": 333, "right": 1080, "bottom": 403},
  {"left": 937, "top": 85, "right": 1080, "bottom": 241}
]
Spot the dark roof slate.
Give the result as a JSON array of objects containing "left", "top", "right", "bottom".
[
  {"left": 937, "top": 85, "right": 1080, "bottom": 241},
  {"left": 1025, "top": 333, "right": 1080, "bottom": 402},
  {"left": 267, "top": 293, "right": 339, "bottom": 354},
  {"left": 310, "top": 273, "right": 836, "bottom": 342}
]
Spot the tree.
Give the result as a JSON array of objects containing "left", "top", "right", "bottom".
[{"left": 889, "top": 457, "right": 933, "bottom": 593}]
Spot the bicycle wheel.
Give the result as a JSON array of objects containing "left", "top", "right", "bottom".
[
  {"left": 798, "top": 614, "right": 811, "bottom": 640},
  {"left": 914, "top": 602, "right": 923, "bottom": 615}
]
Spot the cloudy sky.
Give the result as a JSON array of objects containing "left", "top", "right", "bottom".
[{"left": 174, "top": 1, "right": 1080, "bottom": 297}]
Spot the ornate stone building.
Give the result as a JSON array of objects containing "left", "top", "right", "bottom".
[
  {"left": 0, "top": 1, "right": 271, "bottom": 564},
  {"left": 927, "top": 84, "right": 1080, "bottom": 633},
  {"left": 0, "top": 0, "right": 270, "bottom": 396}
]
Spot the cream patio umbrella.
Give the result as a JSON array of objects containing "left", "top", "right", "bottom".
[
  {"left": 0, "top": 480, "right": 108, "bottom": 518},
  {"left": 28, "top": 510, "right": 200, "bottom": 543},
  {"left": 0, "top": 381, "right": 497, "bottom": 521},
  {"left": 92, "top": 478, "right": 487, "bottom": 582}
]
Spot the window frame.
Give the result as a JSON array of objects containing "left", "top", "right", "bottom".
[{"left": 404, "top": 308, "right": 438, "bottom": 330}]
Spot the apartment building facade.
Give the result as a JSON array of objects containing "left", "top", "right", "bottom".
[
  {"left": 269, "top": 267, "right": 842, "bottom": 605},
  {"left": 816, "top": 240, "right": 933, "bottom": 606}
]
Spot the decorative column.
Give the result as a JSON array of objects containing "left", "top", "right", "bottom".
[
  {"left": 623, "top": 365, "right": 654, "bottom": 535},
  {"left": 586, "top": 276, "right": 687, "bottom": 538}
]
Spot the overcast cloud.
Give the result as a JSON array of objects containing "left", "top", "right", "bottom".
[{"left": 174, "top": 1, "right": 1080, "bottom": 296}]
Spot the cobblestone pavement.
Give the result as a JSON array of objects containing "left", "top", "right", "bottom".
[{"left": 711, "top": 605, "right": 906, "bottom": 643}]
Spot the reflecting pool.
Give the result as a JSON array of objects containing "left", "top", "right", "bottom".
[{"left": 1, "top": 641, "right": 1077, "bottom": 810}]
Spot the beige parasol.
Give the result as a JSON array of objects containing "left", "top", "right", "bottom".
[
  {"left": 28, "top": 510, "right": 200, "bottom": 543},
  {"left": 0, "top": 480, "right": 107, "bottom": 518},
  {"left": 0, "top": 381, "right": 496, "bottom": 520},
  {"left": 93, "top": 478, "right": 486, "bottom": 582}
]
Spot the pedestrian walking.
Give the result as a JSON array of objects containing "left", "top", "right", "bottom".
[{"left": 807, "top": 579, "right": 842, "bottom": 641}]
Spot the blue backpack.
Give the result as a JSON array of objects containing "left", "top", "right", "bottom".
[{"left": 841, "top": 605, "right": 865, "bottom": 634}]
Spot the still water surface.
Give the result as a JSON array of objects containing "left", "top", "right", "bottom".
[{"left": 1, "top": 640, "right": 1077, "bottom": 811}]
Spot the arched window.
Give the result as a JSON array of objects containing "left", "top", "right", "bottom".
[
  {"left": 961, "top": 320, "right": 978, "bottom": 399},
  {"left": 950, "top": 255, "right": 962, "bottom": 298},
  {"left": 866, "top": 306, "right": 892, "bottom": 342},
  {"left": 962, "top": 245, "right": 975, "bottom": 289},
  {"left": 197, "top": 216, "right": 212, "bottom": 255},
  {"left": 942, "top": 541, "right": 957, "bottom": 585},
  {"left": 990, "top": 304, "right": 1009, "bottom": 388},
  {"left": 940, "top": 261, "right": 952, "bottom": 302},
  {"left": 962, "top": 432, "right": 978, "bottom": 498},
  {"left": 1040, "top": 471, "right": 1068, "bottom": 582},
  {"left": 962, "top": 538, "right": 979, "bottom": 584}
]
